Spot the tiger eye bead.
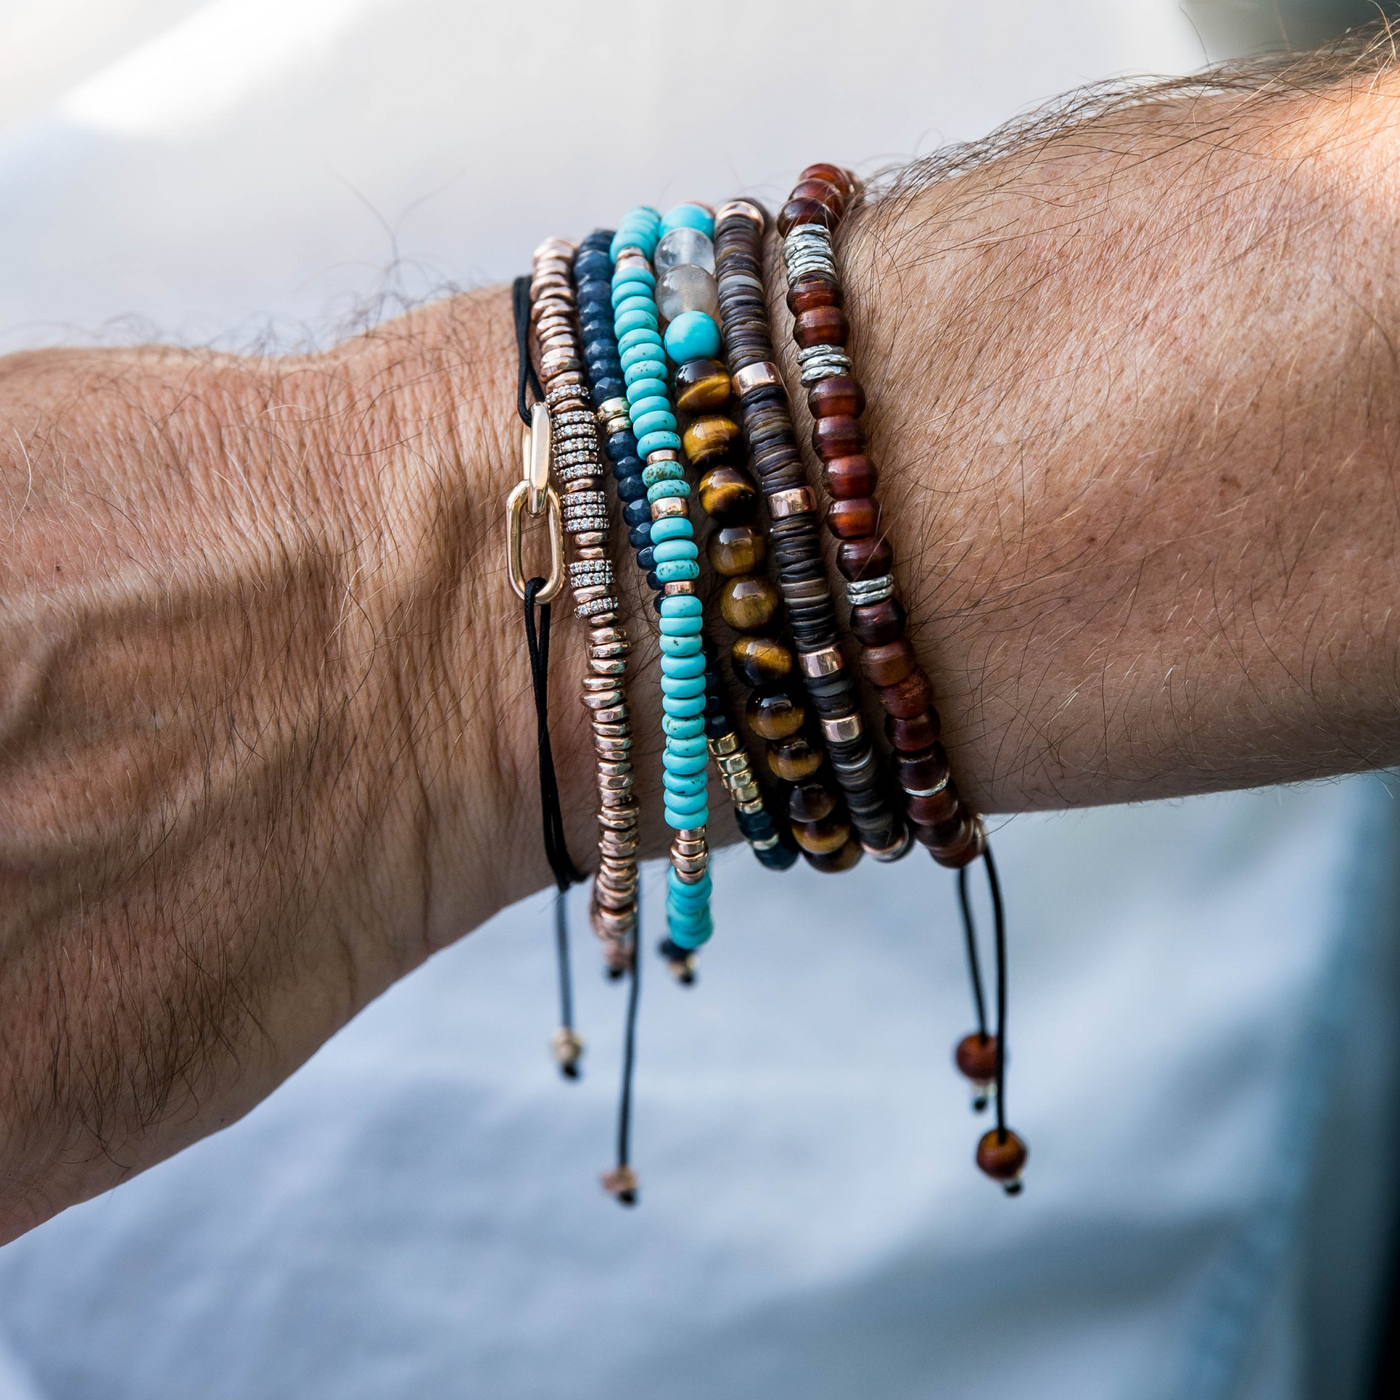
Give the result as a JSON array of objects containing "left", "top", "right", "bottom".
[
  {"left": 790, "top": 178, "right": 846, "bottom": 214},
  {"left": 721, "top": 575, "right": 779, "bottom": 632},
  {"left": 799, "top": 162, "right": 858, "bottom": 196},
  {"left": 850, "top": 596, "right": 906, "bottom": 646},
  {"left": 674, "top": 359, "right": 732, "bottom": 413},
  {"left": 827, "top": 497, "right": 879, "bottom": 539},
  {"left": 767, "top": 735, "right": 824, "bottom": 782},
  {"left": 708, "top": 525, "right": 766, "bottom": 576},
  {"left": 785, "top": 275, "right": 842, "bottom": 316},
  {"left": 698, "top": 466, "right": 757, "bottom": 524},
  {"left": 886, "top": 708, "right": 941, "bottom": 751},
  {"left": 812, "top": 416, "right": 864, "bottom": 461},
  {"left": 860, "top": 638, "right": 916, "bottom": 687},
  {"left": 976, "top": 1128, "right": 1028, "bottom": 1192},
  {"left": 804, "top": 835, "right": 863, "bottom": 873},
  {"left": 837, "top": 534, "right": 894, "bottom": 580},
  {"left": 877, "top": 670, "right": 934, "bottom": 718},
  {"left": 732, "top": 635, "right": 793, "bottom": 686},
  {"left": 808, "top": 376, "right": 865, "bottom": 419},
  {"left": 746, "top": 688, "right": 805, "bottom": 740},
  {"left": 788, "top": 782, "right": 836, "bottom": 823},
  {"left": 776, "top": 197, "right": 836, "bottom": 237},
  {"left": 684, "top": 415, "right": 741, "bottom": 465},
  {"left": 791, "top": 814, "right": 852, "bottom": 856},
  {"left": 793, "top": 306, "right": 849, "bottom": 349}
]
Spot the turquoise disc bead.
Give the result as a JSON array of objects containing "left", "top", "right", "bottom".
[
  {"left": 628, "top": 395, "right": 670, "bottom": 421},
  {"left": 649, "top": 515, "right": 693, "bottom": 542},
  {"left": 661, "top": 673, "right": 706, "bottom": 699},
  {"left": 646, "top": 478, "right": 690, "bottom": 502},
  {"left": 614, "top": 291, "right": 656, "bottom": 317},
  {"left": 667, "top": 734, "right": 709, "bottom": 757},
  {"left": 662, "top": 749, "right": 708, "bottom": 774},
  {"left": 625, "top": 378, "right": 667, "bottom": 404},
  {"left": 664, "top": 808, "right": 709, "bottom": 833},
  {"left": 661, "top": 203, "right": 716, "bottom": 240},
  {"left": 655, "top": 559, "right": 701, "bottom": 582},
  {"left": 660, "top": 651, "right": 706, "bottom": 679},
  {"left": 638, "top": 429, "right": 682, "bottom": 456},
  {"left": 668, "top": 922, "right": 713, "bottom": 951},
  {"left": 642, "top": 461, "right": 685, "bottom": 486},
  {"left": 663, "top": 773, "right": 707, "bottom": 798},
  {"left": 664, "top": 792, "right": 708, "bottom": 818},
  {"left": 614, "top": 307, "right": 658, "bottom": 337},
  {"left": 632, "top": 409, "right": 677, "bottom": 437},
  {"left": 652, "top": 538, "right": 699, "bottom": 565},
  {"left": 669, "top": 866, "right": 713, "bottom": 899},
  {"left": 663, "top": 310, "right": 722, "bottom": 363},
  {"left": 617, "top": 326, "right": 662, "bottom": 355},
  {"left": 662, "top": 714, "right": 705, "bottom": 738},
  {"left": 660, "top": 593, "right": 703, "bottom": 616},
  {"left": 624, "top": 357, "right": 667, "bottom": 384},
  {"left": 610, "top": 273, "right": 655, "bottom": 303},
  {"left": 663, "top": 693, "right": 707, "bottom": 717},
  {"left": 620, "top": 342, "right": 664, "bottom": 371},
  {"left": 658, "top": 615, "right": 702, "bottom": 637}
]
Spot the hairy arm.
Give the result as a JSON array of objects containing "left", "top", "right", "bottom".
[{"left": 1, "top": 42, "right": 1399, "bottom": 1239}]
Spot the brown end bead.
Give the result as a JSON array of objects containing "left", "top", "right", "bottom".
[
  {"left": 799, "top": 163, "right": 858, "bottom": 197},
  {"left": 812, "top": 415, "right": 864, "bottom": 461},
  {"left": 788, "top": 783, "right": 837, "bottom": 823},
  {"left": 732, "top": 635, "right": 793, "bottom": 686},
  {"left": 721, "top": 575, "right": 779, "bottom": 632},
  {"left": 823, "top": 455, "right": 878, "bottom": 500},
  {"left": 907, "top": 788, "right": 959, "bottom": 828},
  {"left": 747, "top": 688, "right": 805, "bottom": 741},
  {"left": 876, "top": 670, "right": 934, "bottom": 718},
  {"left": 708, "top": 525, "right": 766, "bottom": 577},
  {"left": 956, "top": 1033, "right": 998, "bottom": 1083},
  {"left": 886, "top": 708, "right": 941, "bottom": 751},
  {"left": 674, "top": 359, "right": 731, "bottom": 413},
  {"left": 790, "top": 178, "right": 846, "bottom": 214},
  {"left": 976, "top": 1128, "right": 1028, "bottom": 1192},
  {"left": 791, "top": 815, "right": 852, "bottom": 856},
  {"left": 894, "top": 744, "right": 949, "bottom": 793},
  {"left": 860, "top": 638, "right": 916, "bottom": 687},
  {"left": 929, "top": 813, "right": 987, "bottom": 869},
  {"left": 767, "top": 735, "right": 824, "bottom": 782},
  {"left": 808, "top": 375, "right": 865, "bottom": 419},
  {"left": 683, "top": 415, "right": 741, "bottom": 465},
  {"left": 837, "top": 534, "right": 894, "bottom": 581},
  {"left": 849, "top": 596, "right": 905, "bottom": 646},
  {"left": 827, "top": 497, "right": 879, "bottom": 539},
  {"left": 793, "top": 306, "right": 849, "bottom": 350},
  {"left": 786, "top": 275, "right": 842, "bottom": 316},
  {"left": 777, "top": 197, "right": 836, "bottom": 237},
  {"left": 804, "top": 835, "right": 863, "bottom": 873},
  {"left": 698, "top": 466, "right": 757, "bottom": 525}
]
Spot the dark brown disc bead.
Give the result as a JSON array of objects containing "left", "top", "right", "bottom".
[
  {"left": 822, "top": 455, "right": 878, "bottom": 499},
  {"left": 860, "top": 637, "right": 916, "bottom": 687},
  {"left": 732, "top": 635, "right": 793, "bottom": 686},
  {"left": 767, "top": 735, "right": 824, "bottom": 782},
  {"left": 799, "top": 162, "right": 858, "bottom": 196},
  {"left": 673, "top": 359, "right": 731, "bottom": 413},
  {"left": 976, "top": 1128, "right": 1028, "bottom": 1189},
  {"left": 877, "top": 669, "right": 934, "bottom": 718},
  {"left": 790, "top": 178, "right": 846, "bottom": 214},
  {"left": 827, "top": 497, "right": 879, "bottom": 539},
  {"left": 804, "top": 835, "right": 863, "bottom": 872},
  {"left": 721, "top": 575, "right": 779, "bottom": 632},
  {"left": 808, "top": 375, "right": 865, "bottom": 419},
  {"left": 886, "top": 708, "right": 941, "bottom": 751},
  {"left": 746, "top": 687, "right": 805, "bottom": 741},
  {"left": 708, "top": 525, "right": 766, "bottom": 576},
  {"left": 929, "top": 814, "right": 986, "bottom": 869},
  {"left": 836, "top": 534, "right": 894, "bottom": 580},
  {"left": 811, "top": 415, "right": 864, "bottom": 462},
  {"left": 791, "top": 814, "right": 852, "bottom": 856},
  {"left": 785, "top": 275, "right": 841, "bottom": 316},
  {"left": 956, "top": 1033, "right": 998, "bottom": 1083},
  {"left": 850, "top": 596, "right": 906, "bottom": 646},
  {"left": 698, "top": 466, "right": 757, "bottom": 525},
  {"left": 793, "top": 305, "right": 849, "bottom": 349},
  {"left": 683, "top": 414, "right": 741, "bottom": 465},
  {"left": 788, "top": 782, "right": 836, "bottom": 823},
  {"left": 894, "top": 744, "right": 949, "bottom": 793},
  {"left": 776, "top": 197, "right": 836, "bottom": 237},
  {"left": 906, "top": 788, "right": 959, "bottom": 827}
]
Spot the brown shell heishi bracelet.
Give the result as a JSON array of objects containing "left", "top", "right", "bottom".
[
  {"left": 713, "top": 199, "right": 909, "bottom": 868},
  {"left": 529, "top": 239, "right": 639, "bottom": 977}
]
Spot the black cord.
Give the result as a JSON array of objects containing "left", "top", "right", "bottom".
[
  {"left": 513, "top": 275, "right": 544, "bottom": 426},
  {"left": 984, "top": 846, "right": 1008, "bottom": 1141},
  {"left": 614, "top": 899, "right": 642, "bottom": 1206},
  {"left": 956, "top": 865, "right": 989, "bottom": 1042}
]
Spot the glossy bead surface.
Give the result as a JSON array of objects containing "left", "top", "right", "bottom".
[
  {"left": 850, "top": 596, "right": 906, "bottom": 646},
  {"left": 746, "top": 688, "right": 805, "bottom": 740},
  {"left": 804, "top": 835, "right": 863, "bottom": 873},
  {"left": 682, "top": 415, "right": 740, "bottom": 465},
  {"left": 812, "top": 415, "right": 864, "bottom": 460},
  {"left": 791, "top": 815, "right": 851, "bottom": 856},
  {"left": 895, "top": 744, "right": 949, "bottom": 792},
  {"left": 837, "top": 535, "right": 894, "bottom": 580},
  {"left": 655, "top": 226, "right": 716, "bottom": 276},
  {"left": 790, "top": 178, "right": 846, "bottom": 213},
  {"left": 776, "top": 197, "right": 835, "bottom": 236},
  {"left": 674, "top": 359, "right": 731, "bottom": 412},
  {"left": 698, "top": 466, "right": 757, "bottom": 524},
  {"left": 707, "top": 525, "right": 765, "bottom": 576},
  {"left": 827, "top": 497, "right": 879, "bottom": 539},
  {"left": 877, "top": 670, "right": 934, "bottom": 718},
  {"left": 823, "top": 455, "right": 879, "bottom": 499},
  {"left": 732, "top": 635, "right": 793, "bottom": 686},
  {"left": 785, "top": 276, "right": 841, "bottom": 316},
  {"left": 799, "top": 162, "right": 857, "bottom": 195},
  {"left": 788, "top": 783, "right": 836, "bottom": 823},
  {"left": 767, "top": 735, "right": 823, "bottom": 782},
  {"left": 955, "top": 1033, "right": 998, "bottom": 1083},
  {"left": 657, "top": 265, "right": 719, "bottom": 323},
  {"left": 886, "top": 709, "right": 941, "bottom": 751},
  {"left": 664, "top": 310, "right": 721, "bottom": 363},
  {"left": 721, "top": 575, "right": 779, "bottom": 632},
  {"left": 976, "top": 1129, "right": 1028, "bottom": 1189},
  {"left": 860, "top": 638, "right": 916, "bottom": 687},
  {"left": 660, "top": 202, "right": 715, "bottom": 239},
  {"left": 808, "top": 375, "right": 865, "bottom": 418},
  {"left": 906, "top": 787, "right": 958, "bottom": 827},
  {"left": 793, "top": 306, "right": 849, "bottom": 349}
]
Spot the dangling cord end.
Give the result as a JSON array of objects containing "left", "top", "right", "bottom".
[
  {"left": 657, "top": 937, "right": 697, "bottom": 986},
  {"left": 601, "top": 906, "right": 643, "bottom": 1207},
  {"left": 953, "top": 865, "right": 995, "bottom": 1113},
  {"left": 550, "top": 887, "right": 584, "bottom": 1080}
]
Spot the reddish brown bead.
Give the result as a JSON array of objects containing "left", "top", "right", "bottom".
[
  {"left": 823, "top": 455, "right": 878, "bottom": 499},
  {"left": 956, "top": 1033, "right": 998, "bottom": 1083},
  {"left": 886, "top": 709, "right": 941, "bottom": 751},
  {"left": 804, "top": 835, "right": 863, "bottom": 873},
  {"left": 929, "top": 813, "right": 986, "bottom": 869},
  {"left": 976, "top": 1128, "right": 1028, "bottom": 1188},
  {"left": 777, "top": 197, "right": 836, "bottom": 237},
  {"left": 732, "top": 635, "right": 793, "bottom": 686},
  {"left": 906, "top": 787, "right": 959, "bottom": 827},
  {"left": 827, "top": 497, "right": 878, "bottom": 539},
  {"left": 791, "top": 814, "right": 851, "bottom": 856},
  {"left": 788, "top": 783, "right": 836, "bottom": 823},
  {"left": 791, "top": 178, "right": 846, "bottom": 214},
  {"left": 895, "top": 743, "right": 949, "bottom": 793},
  {"left": 768, "top": 735, "right": 824, "bottom": 782},
  {"left": 877, "top": 670, "right": 934, "bottom": 717},
  {"left": 785, "top": 275, "right": 842, "bottom": 316},
  {"left": 708, "top": 525, "right": 765, "bottom": 576},
  {"left": 746, "top": 687, "right": 805, "bottom": 741},
  {"left": 799, "top": 163, "right": 857, "bottom": 197},
  {"left": 807, "top": 375, "right": 865, "bottom": 419},
  {"left": 794, "top": 305, "right": 849, "bottom": 349},
  {"left": 812, "top": 415, "right": 864, "bottom": 462},
  {"left": 860, "top": 638, "right": 916, "bottom": 687},
  {"left": 698, "top": 466, "right": 757, "bottom": 525},
  {"left": 837, "top": 534, "right": 894, "bottom": 580},
  {"left": 849, "top": 596, "right": 905, "bottom": 646}
]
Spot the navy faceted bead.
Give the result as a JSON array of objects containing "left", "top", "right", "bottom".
[
  {"left": 628, "top": 524, "right": 652, "bottom": 549},
  {"left": 617, "top": 475, "right": 647, "bottom": 503},
  {"left": 622, "top": 498, "right": 651, "bottom": 526}
]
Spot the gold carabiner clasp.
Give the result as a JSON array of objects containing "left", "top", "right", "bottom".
[{"left": 506, "top": 401, "right": 565, "bottom": 603}]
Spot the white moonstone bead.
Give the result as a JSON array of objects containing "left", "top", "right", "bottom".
[
  {"left": 655, "top": 226, "right": 716, "bottom": 277},
  {"left": 656, "top": 265, "right": 719, "bottom": 323}
]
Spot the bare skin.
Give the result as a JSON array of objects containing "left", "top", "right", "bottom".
[{"left": 1, "top": 52, "right": 1400, "bottom": 1241}]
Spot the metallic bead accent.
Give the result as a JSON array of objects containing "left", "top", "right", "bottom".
[
  {"left": 798, "top": 644, "right": 845, "bottom": 678},
  {"left": 768, "top": 486, "right": 816, "bottom": 519},
  {"left": 575, "top": 596, "right": 617, "bottom": 618},
  {"left": 863, "top": 824, "right": 914, "bottom": 863},
  {"left": 663, "top": 580, "right": 697, "bottom": 596},
  {"left": 846, "top": 573, "right": 896, "bottom": 605},
  {"left": 732, "top": 361, "right": 783, "bottom": 398},
  {"left": 651, "top": 496, "right": 687, "bottom": 519},
  {"left": 902, "top": 774, "right": 951, "bottom": 798},
  {"left": 716, "top": 199, "right": 766, "bottom": 232},
  {"left": 737, "top": 798, "right": 766, "bottom": 816},
  {"left": 797, "top": 345, "right": 853, "bottom": 384},
  {"left": 708, "top": 731, "right": 741, "bottom": 757},
  {"left": 820, "top": 713, "right": 865, "bottom": 744},
  {"left": 592, "top": 703, "right": 629, "bottom": 724}
]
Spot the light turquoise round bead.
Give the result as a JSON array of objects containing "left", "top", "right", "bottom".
[
  {"left": 659, "top": 651, "right": 706, "bottom": 679},
  {"left": 668, "top": 734, "right": 709, "bottom": 758},
  {"left": 663, "top": 773, "right": 707, "bottom": 798},
  {"left": 663, "top": 310, "right": 721, "bottom": 363},
  {"left": 669, "top": 867, "right": 713, "bottom": 900},
  {"left": 642, "top": 461, "right": 685, "bottom": 486},
  {"left": 655, "top": 559, "right": 700, "bottom": 582},
  {"left": 662, "top": 714, "right": 705, "bottom": 738},
  {"left": 628, "top": 396, "right": 671, "bottom": 423},
  {"left": 662, "top": 750, "right": 708, "bottom": 775},
  {"left": 668, "top": 921, "right": 713, "bottom": 951},
  {"left": 661, "top": 203, "right": 716, "bottom": 240},
  {"left": 617, "top": 326, "right": 662, "bottom": 355},
  {"left": 658, "top": 614, "right": 702, "bottom": 637},
  {"left": 611, "top": 227, "right": 659, "bottom": 261},
  {"left": 632, "top": 409, "right": 676, "bottom": 438},
  {"left": 646, "top": 478, "right": 690, "bottom": 502},
  {"left": 661, "top": 673, "right": 706, "bottom": 699},
  {"left": 620, "top": 342, "right": 664, "bottom": 371},
  {"left": 615, "top": 308, "right": 658, "bottom": 336},
  {"left": 638, "top": 429, "right": 682, "bottom": 456},
  {"left": 623, "top": 357, "right": 667, "bottom": 384},
  {"left": 663, "top": 692, "right": 706, "bottom": 718},
  {"left": 626, "top": 378, "right": 667, "bottom": 404},
  {"left": 664, "top": 792, "right": 708, "bottom": 818},
  {"left": 660, "top": 594, "right": 703, "bottom": 617},
  {"left": 649, "top": 515, "right": 693, "bottom": 542},
  {"left": 614, "top": 291, "right": 656, "bottom": 317},
  {"left": 610, "top": 272, "right": 654, "bottom": 303},
  {"left": 652, "top": 538, "right": 699, "bottom": 565},
  {"left": 664, "top": 808, "right": 709, "bottom": 835},
  {"left": 658, "top": 630, "right": 702, "bottom": 650}
]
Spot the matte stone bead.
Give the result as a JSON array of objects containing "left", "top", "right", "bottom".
[
  {"left": 626, "top": 377, "right": 668, "bottom": 405},
  {"left": 827, "top": 497, "right": 879, "bottom": 539},
  {"left": 657, "top": 265, "right": 719, "bottom": 323},
  {"left": 956, "top": 1033, "right": 998, "bottom": 1083},
  {"left": 721, "top": 575, "right": 779, "bottom": 632},
  {"left": 707, "top": 525, "right": 766, "bottom": 577},
  {"left": 785, "top": 275, "right": 841, "bottom": 316},
  {"left": 653, "top": 538, "right": 699, "bottom": 565},
  {"left": 906, "top": 787, "right": 959, "bottom": 827},
  {"left": 746, "top": 688, "right": 805, "bottom": 741},
  {"left": 767, "top": 735, "right": 823, "bottom": 782},
  {"left": 886, "top": 708, "right": 942, "bottom": 751},
  {"left": 877, "top": 670, "right": 934, "bottom": 718},
  {"left": 664, "top": 310, "right": 722, "bottom": 364},
  {"left": 850, "top": 596, "right": 906, "bottom": 646},
  {"left": 812, "top": 415, "right": 864, "bottom": 461},
  {"left": 799, "top": 162, "right": 858, "bottom": 196},
  {"left": 803, "top": 835, "right": 863, "bottom": 873},
  {"left": 788, "top": 783, "right": 837, "bottom": 824},
  {"left": 895, "top": 744, "right": 948, "bottom": 792},
  {"left": 698, "top": 466, "right": 758, "bottom": 524},
  {"left": 791, "top": 815, "right": 851, "bottom": 856},
  {"left": 683, "top": 415, "right": 741, "bottom": 465},
  {"left": 976, "top": 1129, "right": 1028, "bottom": 1185},
  {"left": 660, "top": 202, "right": 715, "bottom": 240},
  {"left": 776, "top": 197, "right": 836, "bottom": 237},
  {"left": 837, "top": 534, "right": 895, "bottom": 580},
  {"left": 860, "top": 638, "right": 916, "bottom": 687},
  {"left": 674, "top": 359, "right": 732, "bottom": 412},
  {"left": 808, "top": 375, "right": 865, "bottom": 419},
  {"left": 793, "top": 306, "right": 850, "bottom": 349},
  {"left": 733, "top": 635, "right": 793, "bottom": 686}
]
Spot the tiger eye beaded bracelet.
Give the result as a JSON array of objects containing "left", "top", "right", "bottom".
[{"left": 528, "top": 240, "right": 639, "bottom": 977}]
